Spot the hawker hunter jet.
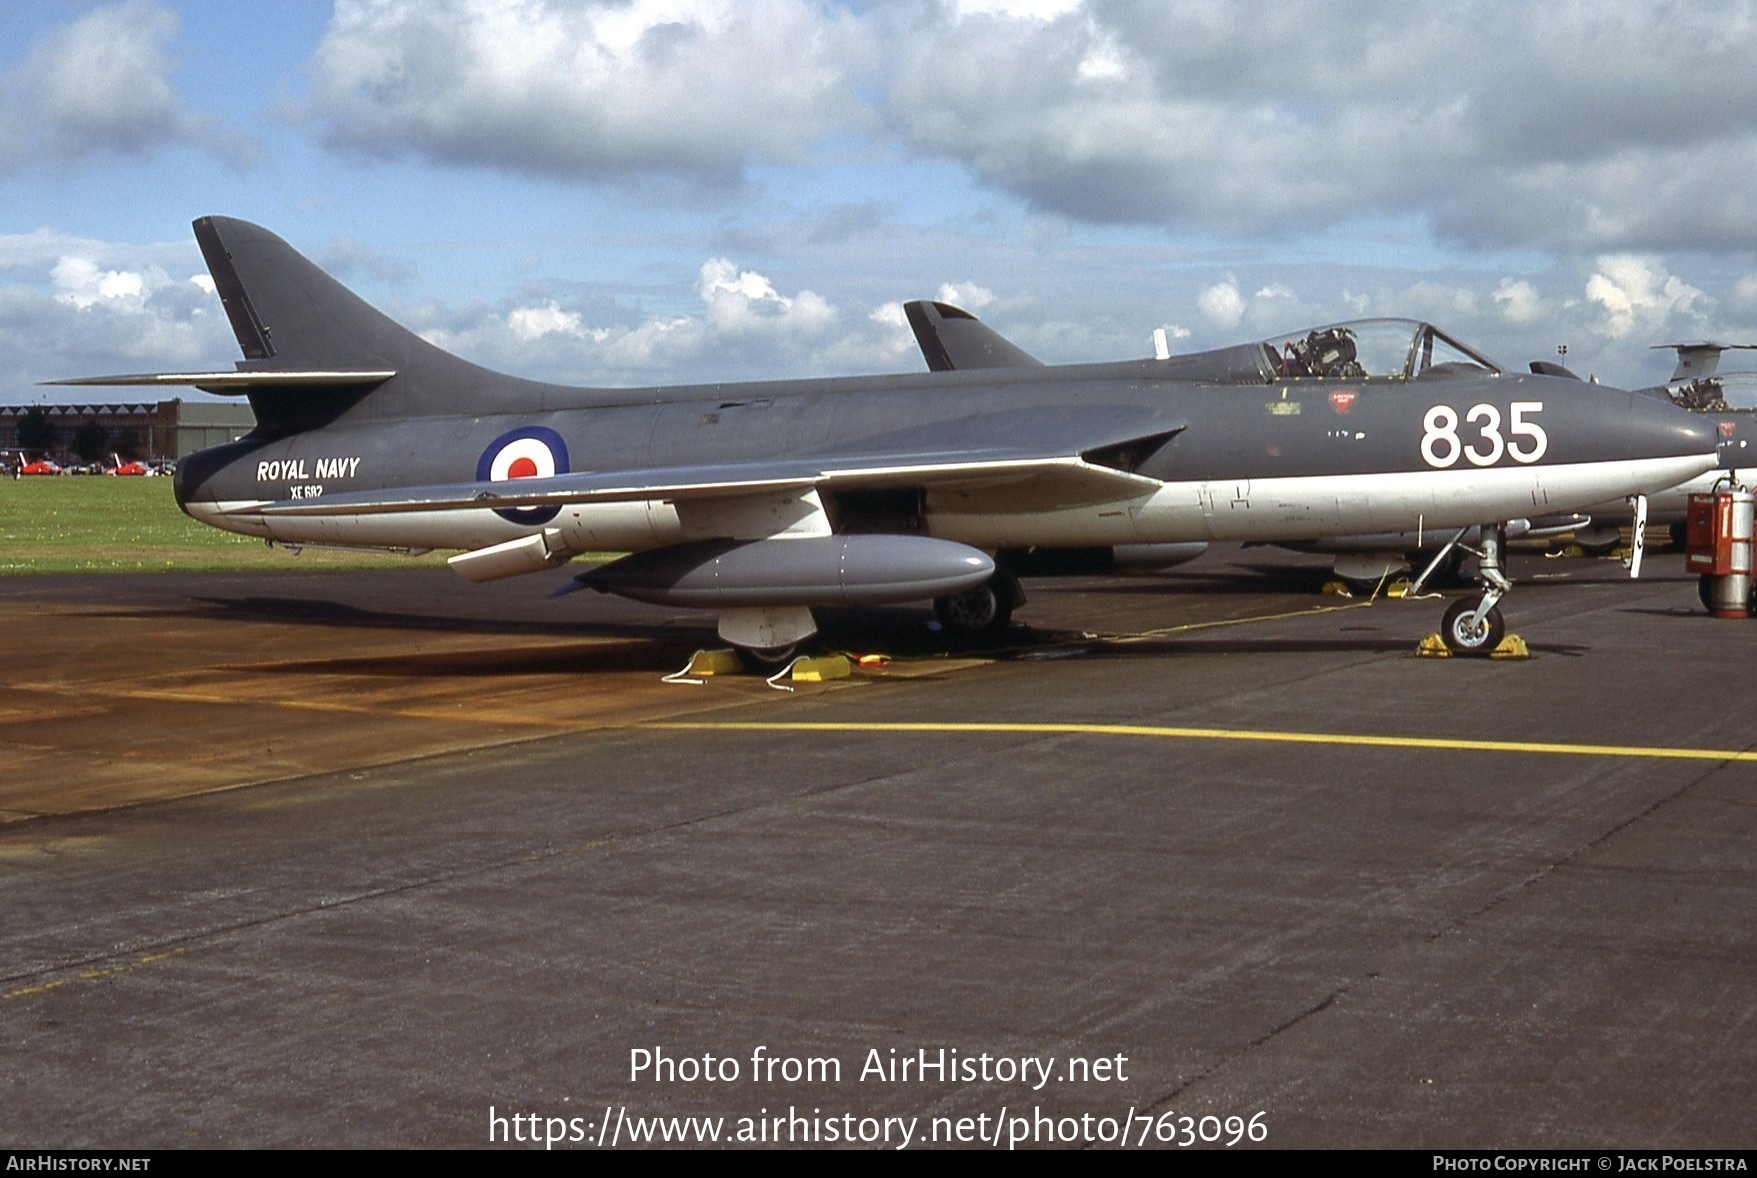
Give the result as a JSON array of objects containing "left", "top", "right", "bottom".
[{"left": 52, "top": 218, "right": 1720, "bottom": 658}]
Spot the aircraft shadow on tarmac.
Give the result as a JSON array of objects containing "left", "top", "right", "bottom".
[
  {"left": 248, "top": 642, "right": 696, "bottom": 678},
  {"left": 173, "top": 591, "right": 1017, "bottom": 668},
  {"left": 17, "top": 541, "right": 1611, "bottom": 681},
  {"left": 1020, "top": 565, "right": 1363, "bottom": 596},
  {"left": 179, "top": 595, "right": 1595, "bottom": 678},
  {"left": 180, "top": 579, "right": 1610, "bottom": 672},
  {"left": 185, "top": 593, "right": 689, "bottom": 640}
]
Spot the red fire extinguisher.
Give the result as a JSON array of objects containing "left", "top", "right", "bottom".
[{"left": 1684, "top": 486, "right": 1755, "bottom": 617}]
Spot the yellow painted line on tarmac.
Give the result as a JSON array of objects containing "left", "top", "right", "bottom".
[
  {"left": 4, "top": 947, "right": 187, "bottom": 1003},
  {"left": 634, "top": 720, "right": 1757, "bottom": 764}
]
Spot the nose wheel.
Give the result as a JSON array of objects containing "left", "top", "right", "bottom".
[
  {"left": 1415, "top": 524, "right": 1513, "bottom": 656},
  {"left": 1440, "top": 597, "right": 1506, "bottom": 655}
]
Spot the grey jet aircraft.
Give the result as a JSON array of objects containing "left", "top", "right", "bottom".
[{"left": 52, "top": 218, "right": 1722, "bottom": 658}]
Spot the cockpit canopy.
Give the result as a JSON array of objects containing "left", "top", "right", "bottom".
[{"left": 1260, "top": 319, "right": 1502, "bottom": 382}]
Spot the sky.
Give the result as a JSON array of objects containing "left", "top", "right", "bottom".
[{"left": 4, "top": 0, "right": 1757, "bottom": 405}]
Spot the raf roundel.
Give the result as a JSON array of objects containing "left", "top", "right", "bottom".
[{"left": 476, "top": 426, "right": 570, "bottom": 525}]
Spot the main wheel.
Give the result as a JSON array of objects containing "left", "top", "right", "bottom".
[
  {"left": 1440, "top": 598, "right": 1505, "bottom": 656},
  {"left": 734, "top": 643, "right": 800, "bottom": 674},
  {"left": 933, "top": 572, "right": 1018, "bottom": 637}
]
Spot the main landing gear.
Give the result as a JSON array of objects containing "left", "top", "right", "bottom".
[
  {"left": 716, "top": 569, "right": 1025, "bottom": 671},
  {"left": 1412, "top": 524, "right": 1512, "bottom": 656},
  {"left": 932, "top": 570, "right": 1024, "bottom": 640},
  {"left": 733, "top": 643, "right": 801, "bottom": 673}
]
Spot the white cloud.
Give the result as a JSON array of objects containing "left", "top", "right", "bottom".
[
  {"left": 1193, "top": 278, "right": 1303, "bottom": 332},
  {"left": 1585, "top": 255, "right": 1708, "bottom": 340},
  {"left": 306, "top": 0, "right": 865, "bottom": 180},
  {"left": 698, "top": 259, "right": 836, "bottom": 336},
  {"left": 0, "top": 232, "right": 237, "bottom": 401},
  {"left": 1494, "top": 278, "right": 1547, "bottom": 325},
  {"left": 877, "top": 1, "right": 1757, "bottom": 251},
  {"left": 870, "top": 302, "right": 909, "bottom": 331},
  {"left": 936, "top": 282, "right": 996, "bottom": 312},
  {"left": 952, "top": 1, "right": 1082, "bottom": 16},
  {"left": 506, "top": 301, "right": 585, "bottom": 342},
  {"left": 272, "top": 0, "right": 1757, "bottom": 254},
  {"left": 52, "top": 257, "right": 150, "bottom": 311},
  {"left": 0, "top": 1, "right": 207, "bottom": 168},
  {"left": 413, "top": 255, "right": 856, "bottom": 385},
  {"left": 1197, "top": 280, "right": 1244, "bottom": 328},
  {"left": 864, "top": 301, "right": 929, "bottom": 367}
]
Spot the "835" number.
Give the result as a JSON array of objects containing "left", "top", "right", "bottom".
[{"left": 1421, "top": 401, "right": 1547, "bottom": 467}]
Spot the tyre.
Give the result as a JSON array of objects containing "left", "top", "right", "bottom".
[
  {"left": 734, "top": 644, "right": 799, "bottom": 674},
  {"left": 1440, "top": 598, "right": 1505, "bottom": 656},
  {"left": 932, "top": 572, "right": 1018, "bottom": 637}
]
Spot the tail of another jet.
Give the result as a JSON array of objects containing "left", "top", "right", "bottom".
[{"left": 904, "top": 300, "right": 1043, "bottom": 372}]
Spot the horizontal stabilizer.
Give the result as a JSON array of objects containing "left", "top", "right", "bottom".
[
  {"left": 42, "top": 370, "right": 396, "bottom": 393},
  {"left": 1652, "top": 341, "right": 1757, "bottom": 382}
]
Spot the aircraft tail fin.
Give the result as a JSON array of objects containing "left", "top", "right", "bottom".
[
  {"left": 1651, "top": 341, "right": 1757, "bottom": 384},
  {"left": 189, "top": 216, "right": 516, "bottom": 430},
  {"left": 195, "top": 216, "right": 471, "bottom": 377},
  {"left": 47, "top": 218, "right": 540, "bottom": 434},
  {"left": 904, "top": 300, "right": 1043, "bottom": 372}
]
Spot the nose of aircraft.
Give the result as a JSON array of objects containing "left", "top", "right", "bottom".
[{"left": 1625, "top": 390, "right": 1721, "bottom": 463}]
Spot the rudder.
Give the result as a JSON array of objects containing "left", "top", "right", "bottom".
[{"left": 190, "top": 216, "right": 515, "bottom": 428}]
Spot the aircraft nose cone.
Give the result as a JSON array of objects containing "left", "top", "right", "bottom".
[
  {"left": 1685, "top": 409, "right": 1721, "bottom": 458},
  {"left": 1628, "top": 392, "right": 1720, "bottom": 461}
]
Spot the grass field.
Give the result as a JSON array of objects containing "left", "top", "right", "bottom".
[{"left": 0, "top": 477, "right": 451, "bottom": 574}]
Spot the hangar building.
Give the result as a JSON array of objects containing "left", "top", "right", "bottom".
[{"left": 0, "top": 400, "right": 257, "bottom": 461}]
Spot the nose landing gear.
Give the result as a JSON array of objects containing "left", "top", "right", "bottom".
[{"left": 1414, "top": 525, "right": 1513, "bottom": 656}]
